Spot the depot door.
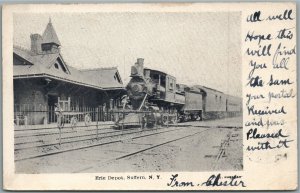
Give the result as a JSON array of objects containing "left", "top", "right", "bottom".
[{"left": 48, "top": 94, "right": 57, "bottom": 123}]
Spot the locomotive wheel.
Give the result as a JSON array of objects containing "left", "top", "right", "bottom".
[
  {"left": 184, "top": 114, "right": 190, "bottom": 122},
  {"left": 191, "top": 114, "right": 199, "bottom": 121},
  {"left": 177, "top": 115, "right": 184, "bottom": 123},
  {"left": 171, "top": 117, "right": 178, "bottom": 124},
  {"left": 84, "top": 114, "right": 91, "bottom": 126}
]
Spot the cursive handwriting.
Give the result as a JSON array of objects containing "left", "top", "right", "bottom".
[
  {"left": 245, "top": 118, "right": 285, "bottom": 129},
  {"left": 247, "top": 75, "right": 264, "bottom": 87},
  {"left": 246, "top": 93, "right": 265, "bottom": 105},
  {"left": 276, "top": 27, "right": 294, "bottom": 40},
  {"left": 246, "top": 139, "right": 294, "bottom": 151},
  {"left": 272, "top": 43, "right": 296, "bottom": 70},
  {"left": 247, "top": 105, "right": 287, "bottom": 116},
  {"left": 266, "top": 9, "right": 294, "bottom": 21},
  {"left": 247, "top": 11, "right": 262, "bottom": 22},
  {"left": 268, "top": 75, "right": 293, "bottom": 86},
  {"left": 244, "top": 8, "right": 295, "bottom": 162},
  {"left": 246, "top": 44, "right": 271, "bottom": 57},
  {"left": 167, "top": 174, "right": 194, "bottom": 187},
  {"left": 248, "top": 60, "right": 267, "bottom": 79},
  {"left": 246, "top": 128, "right": 288, "bottom": 140},
  {"left": 245, "top": 31, "right": 272, "bottom": 45},
  {"left": 268, "top": 89, "right": 296, "bottom": 102},
  {"left": 246, "top": 9, "right": 294, "bottom": 22},
  {"left": 202, "top": 174, "right": 246, "bottom": 187}
]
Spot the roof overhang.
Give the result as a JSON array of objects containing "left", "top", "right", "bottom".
[{"left": 13, "top": 73, "right": 125, "bottom": 91}]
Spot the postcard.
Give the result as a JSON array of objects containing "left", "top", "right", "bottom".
[{"left": 2, "top": 3, "right": 297, "bottom": 190}]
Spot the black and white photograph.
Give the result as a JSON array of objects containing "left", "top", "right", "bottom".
[
  {"left": 13, "top": 11, "right": 243, "bottom": 173},
  {"left": 3, "top": 3, "right": 297, "bottom": 191}
]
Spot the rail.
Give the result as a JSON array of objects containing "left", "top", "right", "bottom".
[{"left": 14, "top": 108, "right": 178, "bottom": 161}]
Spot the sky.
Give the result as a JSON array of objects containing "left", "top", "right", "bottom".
[{"left": 13, "top": 12, "right": 242, "bottom": 97}]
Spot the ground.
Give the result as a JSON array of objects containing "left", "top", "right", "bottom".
[{"left": 15, "top": 116, "right": 242, "bottom": 173}]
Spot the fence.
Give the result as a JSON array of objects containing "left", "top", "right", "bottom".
[{"left": 14, "top": 104, "right": 116, "bottom": 126}]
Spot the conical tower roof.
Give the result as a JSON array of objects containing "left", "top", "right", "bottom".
[{"left": 42, "top": 19, "right": 61, "bottom": 46}]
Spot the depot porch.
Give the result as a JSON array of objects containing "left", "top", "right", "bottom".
[{"left": 14, "top": 76, "right": 125, "bottom": 126}]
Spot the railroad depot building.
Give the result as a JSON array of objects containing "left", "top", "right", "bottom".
[{"left": 13, "top": 20, "right": 125, "bottom": 125}]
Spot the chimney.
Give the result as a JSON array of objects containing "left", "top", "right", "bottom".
[
  {"left": 135, "top": 58, "right": 144, "bottom": 76},
  {"left": 131, "top": 58, "right": 145, "bottom": 77},
  {"left": 30, "top": 34, "right": 42, "bottom": 54},
  {"left": 136, "top": 58, "right": 144, "bottom": 66}
]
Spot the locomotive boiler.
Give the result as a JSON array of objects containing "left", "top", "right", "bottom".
[
  {"left": 114, "top": 58, "right": 161, "bottom": 128},
  {"left": 126, "top": 58, "right": 154, "bottom": 110}
]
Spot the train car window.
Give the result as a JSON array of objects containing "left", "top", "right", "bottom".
[
  {"left": 169, "top": 78, "right": 174, "bottom": 91},
  {"left": 169, "top": 83, "right": 173, "bottom": 90},
  {"left": 151, "top": 74, "right": 159, "bottom": 84},
  {"left": 161, "top": 75, "right": 166, "bottom": 87}
]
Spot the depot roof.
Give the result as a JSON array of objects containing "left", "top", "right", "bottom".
[{"left": 13, "top": 45, "right": 124, "bottom": 91}]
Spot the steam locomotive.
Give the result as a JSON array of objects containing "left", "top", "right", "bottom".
[{"left": 114, "top": 58, "right": 242, "bottom": 128}]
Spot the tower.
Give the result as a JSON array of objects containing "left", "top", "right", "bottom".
[
  {"left": 41, "top": 18, "right": 61, "bottom": 53},
  {"left": 30, "top": 18, "right": 62, "bottom": 55}
]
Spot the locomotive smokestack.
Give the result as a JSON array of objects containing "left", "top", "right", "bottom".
[
  {"left": 136, "top": 58, "right": 144, "bottom": 66},
  {"left": 131, "top": 58, "right": 144, "bottom": 77}
]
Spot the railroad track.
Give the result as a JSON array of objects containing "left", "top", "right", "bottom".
[
  {"left": 14, "top": 122, "right": 188, "bottom": 151},
  {"left": 15, "top": 122, "right": 241, "bottom": 162},
  {"left": 15, "top": 127, "right": 136, "bottom": 150},
  {"left": 211, "top": 128, "right": 242, "bottom": 170},
  {"left": 14, "top": 121, "right": 150, "bottom": 148},
  {"left": 14, "top": 123, "right": 111, "bottom": 132},
  {"left": 74, "top": 128, "right": 210, "bottom": 173},
  {"left": 15, "top": 126, "right": 188, "bottom": 161}
]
